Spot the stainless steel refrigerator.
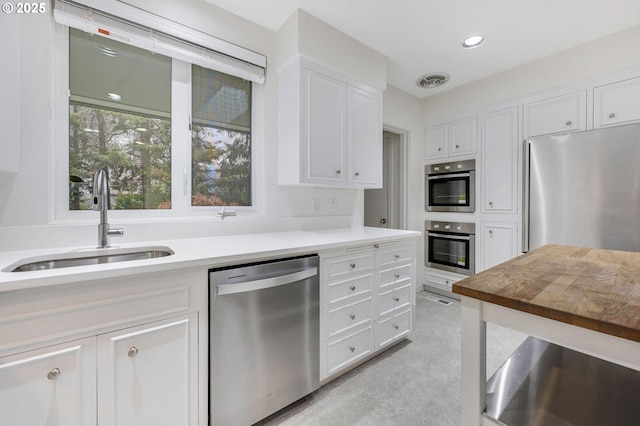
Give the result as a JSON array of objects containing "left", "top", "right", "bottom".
[{"left": 524, "top": 123, "right": 640, "bottom": 252}]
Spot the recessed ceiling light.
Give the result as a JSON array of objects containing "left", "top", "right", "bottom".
[
  {"left": 462, "top": 35, "right": 486, "bottom": 49},
  {"left": 107, "top": 92, "right": 122, "bottom": 101},
  {"left": 416, "top": 73, "right": 450, "bottom": 89}
]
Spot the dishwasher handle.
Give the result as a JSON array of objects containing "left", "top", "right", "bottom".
[{"left": 216, "top": 266, "right": 318, "bottom": 296}]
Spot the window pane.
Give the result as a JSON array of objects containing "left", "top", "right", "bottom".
[
  {"left": 192, "top": 65, "right": 251, "bottom": 206},
  {"left": 68, "top": 29, "right": 172, "bottom": 210}
]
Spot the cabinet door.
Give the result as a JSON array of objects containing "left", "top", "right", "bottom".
[
  {"left": 450, "top": 117, "right": 478, "bottom": 156},
  {"left": 97, "top": 314, "right": 198, "bottom": 426},
  {"left": 594, "top": 77, "right": 640, "bottom": 128},
  {"left": 347, "top": 85, "right": 382, "bottom": 187},
  {"left": 303, "top": 69, "right": 346, "bottom": 185},
  {"left": 480, "top": 222, "right": 518, "bottom": 272},
  {"left": 424, "top": 124, "right": 448, "bottom": 159},
  {"left": 481, "top": 107, "right": 518, "bottom": 213},
  {"left": 0, "top": 338, "right": 96, "bottom": 426},
  {"left": 523, "top": 91, "right": 587, "bottom": 138}
]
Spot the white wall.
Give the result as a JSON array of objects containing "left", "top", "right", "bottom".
[
  {"left": 422, "top": 25, "right": 640, "bottom": 122},
  {"left": 0, "top": 2, "right": 370, "bottom": 251}
]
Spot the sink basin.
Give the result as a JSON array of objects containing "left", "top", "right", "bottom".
[{"left": 5, "top": 246, "right": 174, "bottom": 272}]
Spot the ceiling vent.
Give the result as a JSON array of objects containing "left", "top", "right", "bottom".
[{"left": 416, "top": 73, "right": 450, "bottom": 89}]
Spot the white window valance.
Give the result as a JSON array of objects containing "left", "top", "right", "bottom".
[{"left": 53, "top": 0, "right": 266, "bottom": 84}]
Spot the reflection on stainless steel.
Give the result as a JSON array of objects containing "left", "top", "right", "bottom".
[
  {"left": 209, "top": 255, "right": 320, "bottom": 426},
  {"left": 7, "top": 246, "right": 174, "bottom": 272},
  {"left": 524, "top": 123, "right": 640, "bottom": 252},
  {"left": 486, "top": 336, "right": 640, "bottom": 425}
]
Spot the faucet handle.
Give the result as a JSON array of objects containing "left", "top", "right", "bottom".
[{"left": 108, "top": 228, "right": 124, "bottom": 238}]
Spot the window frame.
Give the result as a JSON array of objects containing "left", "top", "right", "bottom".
[{"left": 53, "top": 24, "right": 263, "bottom": 224}]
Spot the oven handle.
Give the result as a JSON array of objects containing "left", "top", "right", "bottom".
[
  {"left": 427, "top": 232, "right": 471, "bottom": 241},
  {"left": 427, "top": 172, "right": 470, "bottom": 180}
]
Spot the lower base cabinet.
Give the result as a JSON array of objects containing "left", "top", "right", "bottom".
[
  {"left": 0, "top": 270, "right": 204, "bottom": 426},
  {"left": 0, "top": 337, "right": 96, "bottom": 426},
  {"left": 320, "top": 239, "right": 416, "bottom": 380}
]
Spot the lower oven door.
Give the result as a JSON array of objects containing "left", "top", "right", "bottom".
[{"left": 426, "top": 232, "right": 475, "bottom": 275}]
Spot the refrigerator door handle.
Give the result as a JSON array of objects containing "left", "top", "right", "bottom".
[{"left": 522, "top": 139, "right": 531, "bottom": 253}]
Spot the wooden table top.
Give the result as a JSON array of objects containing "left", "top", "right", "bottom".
[{"left": 453, "top": 244, "right": 640, "bottom": 343}]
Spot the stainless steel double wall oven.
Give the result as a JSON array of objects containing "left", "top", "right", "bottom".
[{"left": 425, "top": 159, "right": 475, "bottom": 213}]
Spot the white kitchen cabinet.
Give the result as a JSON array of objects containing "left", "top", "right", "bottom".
[
  {"left": 481, "top": 107, "right": 518, "bottom": 213},
  {"left": 278, "top": 56, "right": 382, "bottom": 188},
  {"left": 594, "top": 77, "right": 640, "bottom": 128},
  {"left": 523, "top": 90, "right": 587, "bottom": 138},
  {"left": 424, "top": 268, "right": 464, "bottom": 295},
  {"left": 0, "top": 269, "right": 205, "bottom": 426},
  {"left": 425, "top": 117, "right": 477, "bottom": 160},
  {"left": 0, "top": 16, "right": 20, "bottom": 174},
  {"left": 0, "top": 337, "right": 96, "bottom": 426},
  {"left": 480, "top": 222, "right": 518, "bottom": 272},
  {"left": 98, "top": 314, "right": 198, "bottom": 426},
  {"left": 320, "top": 239, "right": 416, "bottom": 380}
]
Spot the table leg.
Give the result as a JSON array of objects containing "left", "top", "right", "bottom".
[{"left": 460, "top": 296, "right": 486, "bottom": 425}]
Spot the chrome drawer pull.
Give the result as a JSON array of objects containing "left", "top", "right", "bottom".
[
  {"left": 393, "top": 324, "right": 400, "bottom": 330},
  {"left": 565, "top": 120, "right": 572, "bottom": 126},
  {"left": 394, "top": 254, "right": 400, "bottom": 259},
  {"left": 128, "top": 347, "right": 139, "bottom": 358},
  {"left": 47, "top": 368, "right": 61, "bottom": 380},
  {"left": 609, "top": 113, "right": 616, "bottom": 118},
  {"left": 350, "top": 263, "right": 356, "bottom": 269},
  {"left": 394, "top": 274, "right": 400, "bottom": 279},
  {"left": 349, "top": 286, "right": 356, "bottom": 291},
  {"left": 349, "top": 314, "right": 356, "bottom": 320},
  {"left": 349, "top": 346, "right": 355, "bottom": 352},
  {"left": 394, "top": 297, "right": 400, "bottom": 302}
]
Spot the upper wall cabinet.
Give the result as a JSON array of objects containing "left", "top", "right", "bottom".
[
  {"left": 480, "top": 107, "right": 518, "bottom": 214},
  {"left": 278, "top": 56, "right": 382, "bottom": 188},
  {"left": 425, "top": 117, "right": 477, "bottom": 160},
  {"left": 594, "top": 77, "right": 640, "bottom": 128},
  {"left": 523, "top": 90, "right": 587, "bottom": 139}
]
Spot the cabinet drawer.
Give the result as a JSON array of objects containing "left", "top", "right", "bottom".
[
  {"left": 377, "top": 283, "right": 412, "bottom": 317},
  {"left": 425, "top": 269, "right": 462, "bottom": 292},
  {"left": 377, "top": 309, "right": 412, "bottom": 349},
  {"left": 327, "top": 296, "right": 373, "bottom": 338},
  {"left": 324, "top": 252, "right": 375, "bottom": 280},
  {"left": 378, "top": 264, "right": 412, "bottom": 289},
  {"left": 327, "top": 325, "right": 374, "bottom": 375},
  {"left": 378, "top": 244, "right": 413, "bottom": 268},
  {"left": 327, "top": 273, "right": 373, "bottom": 305}
]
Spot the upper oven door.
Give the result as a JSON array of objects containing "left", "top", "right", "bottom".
[{"left": 426, "top": 171, "right": 475, "bottom": 212}]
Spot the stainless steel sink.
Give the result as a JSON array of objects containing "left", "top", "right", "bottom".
[{"left": 5, "top": 246, "right": 174, "bottom": 272}]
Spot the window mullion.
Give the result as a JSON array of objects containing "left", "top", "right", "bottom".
[{"left": 170, "top": 59, "right": 192, "bottom": 215}]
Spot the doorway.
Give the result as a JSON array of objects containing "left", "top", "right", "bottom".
[{"left": 364, "top": 127, "right": 408, "bottom": 229}]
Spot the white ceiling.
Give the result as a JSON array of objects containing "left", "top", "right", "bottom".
[{"left": 203, "top": 0, "right": 640, "bottom": 98}]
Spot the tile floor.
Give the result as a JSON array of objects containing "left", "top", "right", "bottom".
[{"left": 258, "top": 291, "right": 526, "bottom": 426}]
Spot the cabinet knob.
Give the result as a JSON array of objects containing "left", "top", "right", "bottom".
[
  {"left": 394, "top": 273, "right": 400, "bottom": 279},
  {"left": 437, "top": 147, "right": 442, "bottom": 151},
  {"left": 394, "top": 254, "right": 400, "bottom": 259},
  {"left": 336, "top": 170, "right": 341, "bottom": 175},
  {"left": 349, "top": 346, "right": 356, "bottom": 353},
  {"left": 394, "top": 297, "right": 400, "bottom": 302},
  {"left": 609, "top": 112, "right": 616, "bottom": 118},
  {"left": 393, "top": 324, "right": 400, "bottom": 330},
  {"left": 445, "top": 280, "right": 450, "bottom": 285},
  {"left": 128, "top": 347, "right": 139, "bottom": 358},
  {"left": 47, "top": 368, "right": 61, "bottom": 380},
  {"left": 349, "top": 286, "right": 356, "bottom": 291},
  {"left": 374, "top": 244, "right": 380, "bottom": 249},
  {"left": 354, "top": 172, "right": 360, "bottom": 177},
  {"left": 565, "top": 120, "right": 572, "bottom": 126},
  {"left": 489, "top": 230, "right": 494, "bottom": 235},
  {"left": 349, "top": 314, "right": 356, "bottom": 320},
  {"left": 489, "top": 201, "right": 493, "bottom": 207},
  {"left": 350, "top": 263, "right": 356, "bottom": 269},
  {"left": 455, "top": 144, "right": 460, "bottom": 149}
]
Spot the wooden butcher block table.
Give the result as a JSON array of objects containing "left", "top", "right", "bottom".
[{"left": 453, "top": 244, "right": 640, "bottom": 426}]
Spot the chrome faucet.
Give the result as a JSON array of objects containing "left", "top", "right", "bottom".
[{"left": 93, "top": 169, "right": 124, "bottom": 248}]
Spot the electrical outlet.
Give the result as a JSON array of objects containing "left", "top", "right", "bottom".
[
  {"left": 329, "top": 198, "right": 337, "bottom": 213},
  {"left": 312, "top": 198, "right": 320, "bottom": 213}
]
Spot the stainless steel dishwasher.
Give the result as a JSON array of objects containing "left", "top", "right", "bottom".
[{"left": 209, "top": 255, "right": 320, "bottom": 425}]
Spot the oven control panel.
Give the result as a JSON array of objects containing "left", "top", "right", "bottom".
[{"left": 425, "top": 221, "right": 475, "bottom": 235}]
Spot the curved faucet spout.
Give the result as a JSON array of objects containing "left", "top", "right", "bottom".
[{"left": 93, "top": 169, "right": 124, "bottom": 248}]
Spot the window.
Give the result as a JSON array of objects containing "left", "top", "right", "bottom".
[{"left": 61, "top": 24, "right": 258, "bottom": 218}]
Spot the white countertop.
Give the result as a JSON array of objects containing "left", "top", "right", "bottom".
[{"left": 0, "top": 227, "right": 421, "bottom": 293}]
